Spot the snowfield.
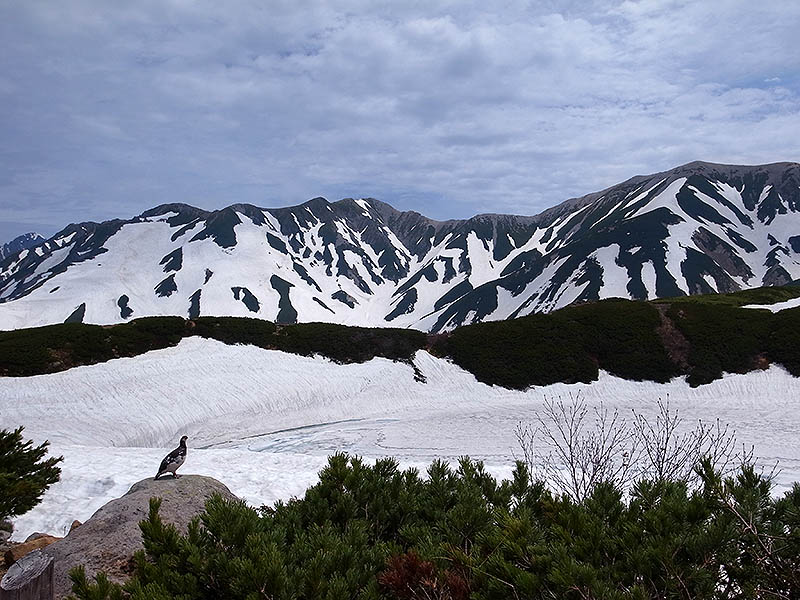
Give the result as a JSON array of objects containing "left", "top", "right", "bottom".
[
  {"left": 744, "top": 296, "right": 800, "bottom": 312},
  {"left": 2, "top": 337, "right": 799, "bottom": 540}
]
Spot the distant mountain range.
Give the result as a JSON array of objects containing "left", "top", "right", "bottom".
[
  {"left": 0, "top": 232, "right": 45, "bottom": 261},
  {"left": 1, "top": 161, "right": 798, "bottom": 332}
]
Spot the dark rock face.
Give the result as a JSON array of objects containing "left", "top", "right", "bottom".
[
  {"left": 117, "top": 295, "right": 133, "bottom": 319},
  {"left": 64, "top": 303, "right": 86, "bottom": 324},
  {"left": 270, "top": 276, "right": 297, "bottom": 323},
  {"left": 43, "top": 475, "right": 237, "bottom": 600},
  {"left": 154, "top": 274, "right": 178, "bottom": 297},
  {"left": 159, "top": 248, "right": 183, "bottom": 273},
  {"left": 0, "top": 233, "right": 46, "bottom": 262},
  {"left": 2, "top": 161, "right": 800, "bottom": 332},
  {"left": 188, "top": 289, "right": 202, "bottom": 319},
  {"left": 231, "top": 286, "right": 260, "bottom": 312},
  {"left": 331, "top": 290, "right": 358, "bottom": 308}
]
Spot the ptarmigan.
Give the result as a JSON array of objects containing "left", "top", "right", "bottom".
[{"left": 155, "top": 435, "right": 188, "bottom": 479}]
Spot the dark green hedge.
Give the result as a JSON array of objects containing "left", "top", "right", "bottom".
[
  {"left": 440, "top": 310, "right": 595, "bottom": 388},
  {"left": 0, "top": 316, "right": 425, "bottom": 376},
  {"left": 666, "top": 304, "right": 772, "bottom": 386},
  {"left": 443, "top": 299, "right": 678, "bottom": 389},
  {"left": 655, "top": 285, "right": 800, "bottom": 307},
  {"left": 664, "top": 304, "right": 800, "bottom": 386},
  {"left": 0, "top": 317, "right": 185, "bottom": 376},
  {"left": 192, "top": 318, "right": 426, "bottom": 363},
  {"left": 767, "top": 307, "right": 800, "bottom": 377}
]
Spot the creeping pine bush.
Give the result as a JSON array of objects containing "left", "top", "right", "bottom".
[
  {"left": 0, "top": 426, "right": 62, "bottom": 522},
  {"left": 70, "top": 452, "right": 800, "bottom": 600}
]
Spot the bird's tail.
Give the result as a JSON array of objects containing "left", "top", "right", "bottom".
[{"left": 154, "top": 472, "right": 162, "bottom": 480}]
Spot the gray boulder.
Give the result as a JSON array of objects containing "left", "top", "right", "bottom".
[
  {"left": 0, "top": 520, "right": 11, "bottom": 546},
  {"left": 44, "top": 475, "right": 238, "bottom": 599}
]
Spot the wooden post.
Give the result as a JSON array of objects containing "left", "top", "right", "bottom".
[{"left": 0, "top": 550, "right": 53, "bottom": 600}]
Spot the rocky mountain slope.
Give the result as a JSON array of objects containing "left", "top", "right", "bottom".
[
  {"left": 0, "top": 232, "right": 45, "bottom": 262},
  {"left": 1, "top": 161, "right": 798, "bottom": 332}
]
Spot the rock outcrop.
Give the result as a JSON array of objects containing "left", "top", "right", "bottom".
[
  {"left": 5, "top": 535, "right": 60, "bottom": 566},
  {"left": 43, "top": 475, "right": 237, "bottom": 599}
]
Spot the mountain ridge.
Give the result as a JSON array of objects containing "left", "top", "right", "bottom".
[
  {"left": 0, "top": 232, "right": 46, "bottom": 261},
  {"left": 11, "top": 159, "right": 799, "bottom": 247},
  {"left": 1, "top": 160, "right": 799, "bottom": 332}
]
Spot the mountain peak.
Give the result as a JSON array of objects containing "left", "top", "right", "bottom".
[
  {"left": 0, "top": 232, "right": 46, "bottom": 262},
  {"left": 300, "top": 196, "right": 330, "bottom": 210},
  {"left": 649, "top": 160, "right": 800, "bottom": 184},
  {"left": 139, "top": 203, "right": 210, "bottom": 221}
]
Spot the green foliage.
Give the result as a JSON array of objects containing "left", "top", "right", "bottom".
[
  {"left": 270, "top": 322, "right": 426, "bottom": 364},
  {"left": 441, "top": 309, "right": 594, "bottom": 388},
  {"left": 664, "top": 303, "right": 800, "bottom": 385},
  {"left": 192, "top": 317, "right": 426, "bottom": 363},
  {"left": 655, "top": 284, "right": 800, "bottom": 307},
  {"left": 68, "top": 454, "right": 800, "bottom": 600},
  {"left": 68, "top": 567, "right": 125, "bottom": 600},
  {"left": 560, "top": 299, "right": 677, "bottom": 383},
  {"left": 666, "top": 303, "right": 772, "bottom": 385},
  {"left": 189, "top": 316, "right": 277, "bottom": 347},
  {"left": 444, "top": 299, "right": 678, "bottom": 389},
  {"left": 0, "top": 318, "right": 185, "bottom": 376},
  {"left": 0, "top": 426, "right": 62, "bottom": 521},
  {"left": 767, "top": 307, "right": 800, "bottom": 376},
  {"left": 0, "top": 317, "right": 425, "bottom": 376}
]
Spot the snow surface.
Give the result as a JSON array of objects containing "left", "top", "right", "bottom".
[
  {"left": 744, "top": 297, "right": 800, "bottom": 312},
  {"left": 640, "top": 261, "right": 657, "bottom": 299},
  {"left": 593, "top": 244, "right": 631, "bottom": 300},
  {"left": 2, "top": 337, "right": 799, "bottom": 540}
]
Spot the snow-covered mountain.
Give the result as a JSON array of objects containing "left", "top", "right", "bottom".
[
  {"left": 1, "top": 161, "right": 799, "bottom": 332},
  {"left": 0, "top": 232, "right": 45, "bottom": 261}
]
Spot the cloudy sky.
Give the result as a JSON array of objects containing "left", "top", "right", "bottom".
[{"left": 0, "top": 0, "right": 798, "bottom": 241}]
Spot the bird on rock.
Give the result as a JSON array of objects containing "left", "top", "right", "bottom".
[{"left": 155, "top": 435, "right": 188, "bottom": 480}]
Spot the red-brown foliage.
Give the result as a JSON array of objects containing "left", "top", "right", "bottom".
[{"left": 378, "top": 551, "right": 469, "bottom": 600}]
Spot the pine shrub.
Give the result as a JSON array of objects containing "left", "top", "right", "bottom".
[
  {"left": 0, "top": 426, "right": 62, "bottom": 521},
  {"left": 68, "top": 454, "right": 800, "bottom": 600}
]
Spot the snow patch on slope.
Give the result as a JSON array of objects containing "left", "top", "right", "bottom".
[
  {"left": 641, "top": 261, "right": 657, "bottom": 299},
  {"left": 743, "top": 296, "right": 800, "bottom": 312},
  {"left": 593, "top": 244, "right": 630, "bottom": 299}
]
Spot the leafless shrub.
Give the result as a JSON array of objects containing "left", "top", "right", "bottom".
[
  {"left": 516, "top": 393, "right": 639, "bottom": 502},
  {"left": 512, "top": 421, "right": 536, "bottom": 473},
  {"left": 515, "top": 393, "right": 759, "bottom": 501},
  {"left": 631, "top": 396, "right": 750, "bottom": 486}
]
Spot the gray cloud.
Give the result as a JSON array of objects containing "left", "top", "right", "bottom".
[{"left": 0, "top": 0, "right": 797, "bottom": 240}]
